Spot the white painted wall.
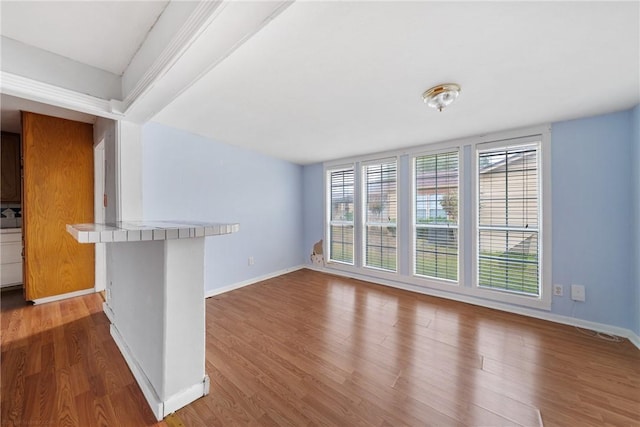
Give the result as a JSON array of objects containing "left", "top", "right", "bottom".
[
  {"left": 162, "top": 237, "right": 205, "bottom": 402},
  {"left": 1, "top": 36, "right": 121, "bottom": 100},
  {"left": 94, "top": 118, "right": 118, "bottom": 223},
  {"left": 94, "top": 117, "right": 117, "bottom": 295},
  {"left": 117, "top": 121, "right": 143, "bottom": 222},
  {"left": 108, "top": 237, "right": 208, "bottom": 419},
  {"left": 109, "top": 240, "right": 165, "bottom": 394}
]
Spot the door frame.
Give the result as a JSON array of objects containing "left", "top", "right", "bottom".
[{"left": 94, "top": 139, "right": 106, "bottom": 292}]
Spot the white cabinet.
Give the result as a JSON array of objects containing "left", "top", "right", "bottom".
[{"left": 1, "top": 229, "right": 23, "bottom": 287}]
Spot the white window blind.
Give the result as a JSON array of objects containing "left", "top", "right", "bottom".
[
  {"left": 329, "top": 168, "right": 354, "bottom": 264},
  {"left": 414, "top": 151, "right": 459, "bottom": 281},
  {"left": 364, "top": 160, "right": 397, "bottom": 272},
  {"left": 478, "top": 143, "right": 540, "bottom": 295}
]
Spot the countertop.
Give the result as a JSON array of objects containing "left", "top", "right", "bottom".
[{"left": 67, "top": 221, "right": 240, "bottom": 243}]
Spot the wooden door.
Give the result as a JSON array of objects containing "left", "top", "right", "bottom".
[{"left": 22, "top": 112, "right": 95, "bottom": 301}]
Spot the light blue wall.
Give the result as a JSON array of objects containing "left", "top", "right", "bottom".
[
  {"left": 302, "top": 163, "right": 324, "bottom": 259},
  {"left": 303, "top": 108, "right": 638, "bottom": 331},
  {"left": 551, "top": 110, "right": 634, "bottom": 329},
  {"left": 142, "top": 122, "right": 304, "bottom": 293},
  {"left": 632, "top": 105, "right": 640, "bottom": 335}
]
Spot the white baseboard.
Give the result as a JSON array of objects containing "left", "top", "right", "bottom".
[
  {"left": 163, "top": 376, "right": 209, "bottom": 416},
  {"left": 305, "top": 264, "right": 640, "bottom": 351},
  {"left": 628, "top": 331, "right": 640, "bottom": 349},
  {"left": 32, "top": 288, "right": 94, "bottom": 305},
  {"left": 110, "top": 324, "right": 208, "bottom": 421},
  {"left": 102, "top": 302, "right": 115, "bottom": 324},
  {"left": 205, "top": 265, "right": 305, "bottom": 298},
  {"left": 110, "top": 324, "right": 164, "bottom": 420}
]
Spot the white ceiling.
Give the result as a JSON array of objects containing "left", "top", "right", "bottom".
[
  {"left": 1, "top": 1, "right": 638, "bottom": 165},
  {"left": 1, "top": 1, "right": 168, "bottom": 75},
  {"left": 154, "top": 1, "right": 640, "bottom": 164}
]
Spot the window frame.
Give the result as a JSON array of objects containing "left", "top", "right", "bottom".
[
  {"left": 325, "top": 164, "right": 356, "bottom": 266},
  {"left": 411, "top": 147, "right": 462, "bottom": 286},
  {"left": 321, "top": 125, "right": 551, "bottom": 311},
  {"left": 361, "top": 157, "right": 398, "bottom": 273},
  {"left": 471, "top": 131, "right": 552, "bottom": 310}
]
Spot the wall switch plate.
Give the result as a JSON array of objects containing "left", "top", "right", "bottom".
[
  {"left": 248, "top": 256, "right": 254, "bottom": 266},
  {"left": 553, "top": 284, "right": 563, "bottom": 296},
  {"left": 571, "top": 284, "right": 586, "bottom": 302}
]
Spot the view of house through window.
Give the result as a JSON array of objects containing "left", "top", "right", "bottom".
[
  {"left": 324, "top": 130, "right": 546, "bottom": 308},
  {"left": 364, "top": 160, "right": 397, "bottom": 271},
  {"left": 477, "top": 143, "right": 540, "bottom": 295},
  {"left": 329, "top": 168, "right": 354, "bottom": 264},
  {"left": 414, "top": 151, "right": 459, "bottom": 281}
]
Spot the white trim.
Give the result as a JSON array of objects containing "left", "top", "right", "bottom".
[
  {"left": 471, "top": 130, "right": 552, "bottom": 310},
  {"left": 102, "top": 302, "right": 115, "bottom": 324},
  {"left": 94, "top": 140, "right": 107, "bottom": 292},
  {"left": 0, "top": 71, "right": 123, "bottom": 120},
  {"left": 306, "top": 265, "right": 640, "bottom": 350},
  {"left": 628, "top": 332, "right": 640, "bottom": 350},
  {"left": 110, "top": 324, "right": 164, "bottom": 421},
  {"left": 322, "top": 124, "right": 552, "bottom": 310},
  {"left": 163, "top": 376, "right": 210, "bottom": 416},
  {"left": 322, "top": 124, "right": 552, "bottom": 169},
  {"left": 204, "top": 265, "right": 305, "bottom": 298},
  {"left": 324, "top": 164, "right": 356, "bottom": 266},
  {"left": 111, "top": 323, "right": 210, "bottom": 420},
  {"left": 32, "top": 288, "right": 94, "bottom": 305},
  {"left": 122, "top": 1, "right": 224, "bottom": 109},
  {"left": 361, "top": 157, "right": 399, "bottom": 273},
  {"left": 410, "top": 148, "right": 462, "bottom": 285}
]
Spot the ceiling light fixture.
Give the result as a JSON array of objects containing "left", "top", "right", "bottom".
[{"left": 422, "top": 83, "right": 461, "bottom": 112}]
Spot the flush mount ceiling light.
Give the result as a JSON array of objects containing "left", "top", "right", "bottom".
[{"left": 422, "top": 83, "right": 461, "bottom": 112}]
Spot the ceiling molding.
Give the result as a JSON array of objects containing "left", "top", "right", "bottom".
[
  {"left": 123, "top": 0, "right": 293, "bottom": 123},
  {"left": 0, "top": 0, "right": 294, "bottom": 126},
  {"left": 122, "top": 1, "right": 224, "bottom": 109},
  {"left": 0, "top": 71, "right": 124, "bottom": 120}
]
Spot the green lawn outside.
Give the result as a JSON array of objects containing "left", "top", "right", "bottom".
[
  {"left": 415, "top": 231, "right": 458, "bottom": 281},
  {"left": 478, "top": 253, "right": 539, "bottom": 295},
  {"left": 330, "top": 239, "right": 539, "bottom": 296},
  {"left": 365, "top": 247, "right": 396, "bottom": 271},
  {"left": 330, "top": 243, "right": 353, "bottom": 264}
]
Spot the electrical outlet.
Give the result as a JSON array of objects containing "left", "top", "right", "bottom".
[
  {"left": 571, "top": 284, "right": 586, "bottom": 302},
  {"left": 553, "top": 284, "right": 563, "bottom": 296},
  {"left": 248, "top": 256, "right": 254, "bottom": 266}
]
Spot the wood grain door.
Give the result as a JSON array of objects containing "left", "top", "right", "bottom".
[{"left": 22, "top": 112, "right": 95, "bottom": 301}]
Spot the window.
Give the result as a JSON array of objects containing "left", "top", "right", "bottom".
[
  {"left": 414, "top": 151, "right": 459, "bottom": 281},
  {"left": 323, "top": 126, "right": 549, "bottom": 309},
  {"left": 477, "top": 142, "right": 540, "bottom": 295},
  {"left": 363, "top": 159, "right": 397, "bottom": 272},
  {"left": 328, "top": 167, "right": 354, "bottom": 264}
]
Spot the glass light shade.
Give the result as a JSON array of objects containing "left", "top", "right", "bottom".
[{"left": 423, "top": 84, "right": 461, "bottom": 112}]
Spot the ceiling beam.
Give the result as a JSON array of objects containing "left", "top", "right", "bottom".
[{"left": 0, "top": 1, "right": 293, "bottom": 123}]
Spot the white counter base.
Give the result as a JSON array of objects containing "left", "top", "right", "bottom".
[
  {"left": 67, "top": 221, "right": 239, "bottom": 421},
  {"left": 110, "top": 322, "right": 211, "bottom": 420}
]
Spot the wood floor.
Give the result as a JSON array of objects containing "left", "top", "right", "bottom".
[{"left": 2, "top": 269, "right": 639, "bottom": 426}]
